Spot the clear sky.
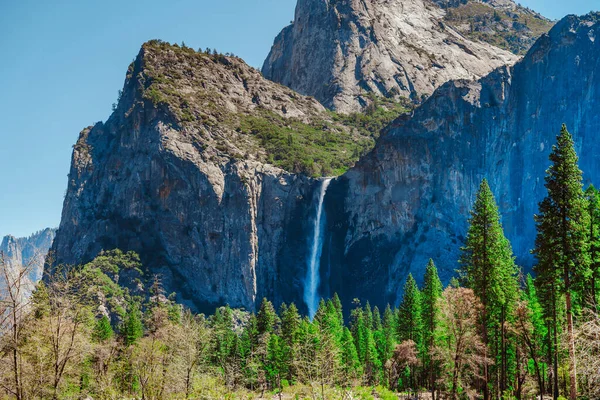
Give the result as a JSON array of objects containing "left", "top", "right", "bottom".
[{"left": 0, "top": 0, "right": 597, "bottom": 239}]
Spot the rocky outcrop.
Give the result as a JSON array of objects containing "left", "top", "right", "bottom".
[
  {"left": 262, "top": 0, "right": 524, "bottom": 113},
  {"left": 51, "top": 42, "right": 344, "bottom": 313},
  {"left": 439, "top": 0, "right": 553, "bottom": 55},
  {"left": 321, "top": 13, "right": 600, "bottom": 308},
  {"left": 0, "top": 228, "right": 56, "bottom": 289}
]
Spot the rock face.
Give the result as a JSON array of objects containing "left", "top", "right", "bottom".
[
  {"left": 51, "top": 42, "right": 342, "bottom": 313},
  {"left": 321, "top": 13, "right": 600, "bottom": 308},
  {"left": 53, "top": 10, "right": 600, "bottom": 314},
  {"left": 0, "top": 228, "right": 56, "bottom": 287},
  {"left": 262, "top": 0, "right": 524, "bottom": 113}
]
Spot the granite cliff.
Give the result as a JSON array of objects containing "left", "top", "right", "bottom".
[
  {"left": 321, "top": 13, "right": 600, "bottom": 307},
  {"left": 50, "top": 42, "right": 394, "bottom": 312},
  {"left": 262, "top": 0, "right": 550, "bottom": 113},
  {"left": 0, "top": 228, "right": 56, "bottom": 290},
  {"left": 52, "top": 7, "right": 599, "bottom": 313}
]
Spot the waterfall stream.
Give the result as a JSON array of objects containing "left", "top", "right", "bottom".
[{"left": 304, "top": 177, "right": 332, "bottom": 319}]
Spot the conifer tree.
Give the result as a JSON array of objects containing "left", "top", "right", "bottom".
[
  {"left": 280, "top": 303, "right": 301, "bottom": 381},
  {"left": 533, "top": 125, "right": 590, "bottom": 400},
  {"left": 266, "top": 334, "right": 285, "bottom": 397},
  {"left": 93, "top": 315, "right": 114, "bottom": 343},
  {"left": 397, "top": 274, "right": 422, "bottom": 390},
  {"left": 340, "top": 327, "right": 361, "bottom": 383},
  {"left": 372, "top": 306, "right": 382, "bottom": 332},
  {"left": 257, "top": 298, "right": 278, "bottom": 335},
  {"left": 459, "top": 178, "right": 519, "bottom": 399},
  {"left": 123, "top": 304, "right": 144, "bottom": 346},
  {"left": 332, "top": 293, "right": 344, "bottom": 326},
  {"left": 397, "top": 274, "right": 422, "bottom": 345},
  {"left": 421, "top": 259, "right": 443, "bottom": 399},
  {"left": 382, "top": 305, "right": 398, "bottom": 362}
]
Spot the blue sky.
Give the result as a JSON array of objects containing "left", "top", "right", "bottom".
[{"left": 0, "top": 0, "right": 597, "bottom": 239}]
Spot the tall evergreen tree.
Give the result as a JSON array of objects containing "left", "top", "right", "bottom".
[
  {"left": 380, "top": 305, "right": 397, "bottom": 374},
  {"left": 397, "top": 274, "right": 422, "bottom": 390},
  {"left": 421, "top": 259, "right": 443, "bottom": 399},
  {"left": 340, "top": 327, "right": 361, "bottom": 382},
  {"left": 459, "top": 178, "right": 519, "bottom": 399},
  {"left": 280, "top": 303, "right": 301, "bottom": 381},
  {"left": 257, "top": 298, "right": 278, "bottom": 335},
  {"left": 397, "top": 274, "right": 422, "bottom": 345},
  {"left": 533, "top": 125, "right": 591, "bottom": 400},
  {"left": 332, "top": 293, "right": 344, "bottom": 326}
]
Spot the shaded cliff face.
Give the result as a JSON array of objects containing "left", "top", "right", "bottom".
[
  {"left": 51, "top": 43, "right": 347, "bottom": 313},
  {"left": 262, "top": 0, "right": 524, "bottom": 113},
  {"left": 0, "top": 228, "right": 56, "bottom": 288},
  {"left": 322, "top": 14, "right": 600, "bottom": 308}
]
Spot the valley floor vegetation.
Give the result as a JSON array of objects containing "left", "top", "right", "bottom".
[{"left": 1, "top": 125, "right": 600, "bottom": 400}]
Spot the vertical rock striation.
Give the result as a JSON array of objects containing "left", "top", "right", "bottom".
[
  {"left": 322, "top": 13, "right": 600, "bottom": 309},
  {"left": 50, "top": 43, "right": 345, "bottom": 313},
  {"left": 0, "top": 228, "right": 56, "bottom": 289}
]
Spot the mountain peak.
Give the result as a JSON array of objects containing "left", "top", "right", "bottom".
[{"left": 262, "top": 0, "right": 552, "bottom": 113}]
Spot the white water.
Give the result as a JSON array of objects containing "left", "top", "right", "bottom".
[{"left": 304, "top": 178, "right": 332, "bottom": 319}]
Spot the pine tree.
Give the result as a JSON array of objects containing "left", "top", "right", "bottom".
[
  {"left": 421, "top": 259, "right": 443, "bottom": 399},
  {"left": 340, "top": 327, "right": 361, "bottom": 383},
  {"left": 257, "top": 298, "right": 278, "bottom": 335},
  {"left": 382, "top": 305, "right": 398, "bottom": 362},
  {"left": 265, "top": 334, "right": 285, "bottom": 396},
  {"left": 533, "top": 125, "right": 591, "bottom": 400},
  {"left": 397, "top": 274, "right": 422, "bottom": 390},
  {"left": 397, "top": 274, "right": 422, "bottom": 345},
  {"left": 93, "top": 315, "right": 114, "bottom": 343},
  {"left": 332, "top": 293, "right": 344, "bottom": 326},
  {"left": 459, "top": 178, "right": 519, "bottom": 399},
  {"left": 123, "top": 304, "right": 143, "bottom": 346},
  {"left": 279, "top": 303, "right": 300, "bottom": 382}
]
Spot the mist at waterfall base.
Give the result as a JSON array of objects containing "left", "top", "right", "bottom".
[{"left": 304, "top": 178, "right": 332, "bottom": 319}]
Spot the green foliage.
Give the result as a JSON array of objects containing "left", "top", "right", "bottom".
[
  {"left": 421, "top": 259, "right": 443, "bottom": 393},
  {"left": 534, "top": 125, "right": 590, "bottom": 298},
  {"left": 238, "top": 109, "right": 374, "bottom": 177},
  {"left": 533, "top": 125, "right": 591, "bottom": 399},
  {"left": 397, "top": 274, "right": 423, "bottom": 346},
  {"left": 123, "top": 304, "right": 144, "bottom": 346},
  {"left": 257, "top": 297, "right": 278, "bottom": 334},
  {"left": 135, "top": 40, "right": 412, "bottom": 178},
  {"left": 459, "top": 178, "right": 520, "bottom": 396},
  {"left": 92, "top": 315, "right": 114, "bottom": 342},
  {"left": 585, "top": 184, "right": 600, "bottom": 307}
]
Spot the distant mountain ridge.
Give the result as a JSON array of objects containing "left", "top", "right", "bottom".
[{"left": 1, "top": 228, "right": 56, "bottom": 286}]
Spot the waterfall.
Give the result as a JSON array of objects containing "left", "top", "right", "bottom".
[{"left": 304, "top": 177, "right": 332, "bottom": 319}]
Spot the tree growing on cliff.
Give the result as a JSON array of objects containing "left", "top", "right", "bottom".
[{"left": 533, "top": 125, "right": 590, "bottom": 400}]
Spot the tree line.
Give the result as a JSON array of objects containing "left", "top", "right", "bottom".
[{"left": 1, "top": 125, "right": 599, "bottom": 399}]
